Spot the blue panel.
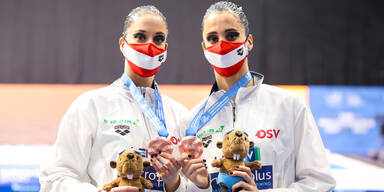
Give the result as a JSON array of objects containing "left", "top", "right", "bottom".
[{"left": 309, "top": 86, "right": 384, "bottom": 156}]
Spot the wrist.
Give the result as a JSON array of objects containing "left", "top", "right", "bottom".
[
  {"left": 195, "top": 175, "right": 210, "bottom": 189},
  {"left": 164, "top": 175, "right": 180, "bottom": 192}
]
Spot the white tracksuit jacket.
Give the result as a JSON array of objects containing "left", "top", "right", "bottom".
[
  {"left": 178, "top": 72, "right": 336, "bottom": 192},
  {"left": 39, "top": 78, "right": 209, "bottom": 192}
]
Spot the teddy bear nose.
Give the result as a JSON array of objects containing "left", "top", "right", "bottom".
[
  {"left": 235, "top": 131, "right": 243, "bottom": 137},
  {"left": 127, "top": 153, "right": 134, "bottom": 159}
]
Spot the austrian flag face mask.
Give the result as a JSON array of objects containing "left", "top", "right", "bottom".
[
  {"left": 122, "top": 43, "right": 167, "bottom": 77},
  {"left": 204, "top": 40, "right": 249, "bottom": 77}
]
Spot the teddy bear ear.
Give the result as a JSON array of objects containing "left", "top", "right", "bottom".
[
  {"left": 143, "top": 161, "right": 151, "bottom": 168},
  {"left": 216, "top": 141, "right": 223, "bottom": 149},
  {"left": 110, "top": 161, "right": 117, "bottom": 168},
  {"left": 249, "top": 141, "right": 254, "bottom": 148}
]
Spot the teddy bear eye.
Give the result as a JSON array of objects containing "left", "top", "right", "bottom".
[{"left": 136, "top": 156, "right": 139, "bottom": 160}]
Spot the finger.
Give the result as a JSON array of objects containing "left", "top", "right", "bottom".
[
  {"left": 231, "top": 181, "right": 252, "bottom": 192},
  {"left": 157, "top": 155, "right": 176, "bottom": 171},
  {"left": 159, "top": 152, "right": 180, "bottom": 169},
  {"left": 235, "top": 166, "right": 252, "bottom": 177},
  {"left": 185, "top": 162, "right": 205, "bottom": 176},
  {"left": 182, "top": 158, "right": 205, "bottom": 173},
  {"left": 189, "top": 166, "right": 208, "bottom": 179},
  {"left": 110, "top": 186, "right": 139, "bottom": 192},
  {"left": 230, "top": 171, "right": 254, "bottom": 185},
  {"left": 152, "top": 158, "right": 168, "bottom": 173},
  {"left": 177, "top": 154, "right": 190, "bottom": 167}
]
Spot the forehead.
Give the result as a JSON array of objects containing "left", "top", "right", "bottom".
[
  {"left": 128, "top": 13, "right": 167, "bottom": 33},
  {"left": 203, "top": 12, "right": 243, "bottom": 34}
]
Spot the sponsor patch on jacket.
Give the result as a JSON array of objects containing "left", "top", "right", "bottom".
[
  {"left": 209, "top": 165, "right": 273, "bottom": 191},
  {"left": 136, "top": 148, "right": 163, "bottom": 190},
  {"left": 142, "top": 166, "right": 163, "bottom": 190}
]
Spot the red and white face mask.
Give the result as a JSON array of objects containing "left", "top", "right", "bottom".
[
  {"left": 204, "top": 40, "right": 248, "bottom": 77},
  {"left": 122, "top": 43, "right": 167, "bottom": 77}
]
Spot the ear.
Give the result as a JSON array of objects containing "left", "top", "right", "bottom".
[
  {"left": 164, "top": 42, "right": 168, "bottom": 50},
  {"left": 216, "top": 141, "right": 223, "bottom": 149},
  {"left": 143, "top": 161, "right": 151, "bottom": 168},
  {"left": 119, "top": 37, "right": 126, "bottom": 53},
  {"left": 249, "top": 141, "right": 254, "bottom": 149},
  {"left": 246, "top": 34, "right": 253, "bottom": 51},
  {"left": 110, "top": 161, "right": 117, "bottom": 169},
  {"left": 201, "top": 41, "right": 206, "bottom": 49}
]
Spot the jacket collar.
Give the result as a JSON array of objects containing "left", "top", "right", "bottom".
[
  {"left": 111, "top": 78, "right": 157, "bottom": 103},
  {"left": 209, "top": 71, "right": 264, "bottom": 95}
]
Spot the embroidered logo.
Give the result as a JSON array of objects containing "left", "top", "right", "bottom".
[
  {"left": 114, "top": 125, "right": 130, "bottom": 136},
  {"left": 197, "top": 125, "right": 224, "bottom": 148}
]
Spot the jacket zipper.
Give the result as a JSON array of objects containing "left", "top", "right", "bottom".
[
  {"left": 232, "top": 102, "right": 236, "bottom": 128},
  {"left": 140, "top": 88, "right": 154, "bottom": 139}
]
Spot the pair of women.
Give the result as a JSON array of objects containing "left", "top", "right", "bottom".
[{"left": 40, "top": 1, "right": 336, "bottom": 192}]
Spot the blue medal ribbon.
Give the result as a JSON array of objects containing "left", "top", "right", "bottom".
[
  {"left": 121, "top": 73, "right": 168, "bottom": 137},
  {"left": 186, "top": 71, "right": 253, "bottom": 136}
]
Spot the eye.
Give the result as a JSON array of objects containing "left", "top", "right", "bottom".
[
  {"left": 207, "top": 35, "right": 219, "bottom": 44},
  {"left": 153, "top": 35, "right": 165, "bottom": 45},
  {"left": 225, "top": 31, "right": 239, "bottom": 41},
  {"left": 133, "top": 33, "right": 146, "bottom": 42},
  {"left": 136, "top": 156, "right": 140, "bottom": 160}
]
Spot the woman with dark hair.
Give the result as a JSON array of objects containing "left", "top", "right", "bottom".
[
  {"left": 180, "top": 1, "right": 336, "bottom": 191},
  {"left": 39, "top": 5, "right": 204, "bottom": 192}
]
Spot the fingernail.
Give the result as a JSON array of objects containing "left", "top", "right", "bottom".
[
  {"left": 203, "top": 159, "right": 206, "bottom": 162},
  {"left": 188, "top": 154, "right": 192, "bottom": 158}
]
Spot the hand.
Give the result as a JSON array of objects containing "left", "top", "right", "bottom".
[
  {"left": 180, "top": 154, "right": 210, "bottom": 189},
  {"left": 100, "top": 186, "right": 139, "bottom": 192},
  {"left": 230, "top": 166, "right": 259, "bottom": 192},
  {"left": 151, "top": 152, "right": 181, "bottom": 192}
]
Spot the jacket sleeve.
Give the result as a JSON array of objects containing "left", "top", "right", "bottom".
[
  {"left": 39, "top": 94, "right": 99, "bottom": 192},
  {"left": 261, "top": 97, "right": 336, "bottom": 192}
]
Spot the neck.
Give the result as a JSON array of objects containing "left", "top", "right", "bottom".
[
  {"left": 124, "top": 61, "right": 154, "bottom": 88},
  {"left": 215, "top": 60, "right": 253, "bottom": 91}
]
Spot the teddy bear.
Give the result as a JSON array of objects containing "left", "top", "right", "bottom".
[
  {"left": 103, "top": 149, "right": 153, "bottom": 192},
  {"left": 211, "top": 129, "right": 262, "bottom": 192}
]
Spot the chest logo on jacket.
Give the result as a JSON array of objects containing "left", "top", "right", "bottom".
[
  {"left": 104, "top": 118, "right": 140, "bottom": 136},
  {"left": 114, "top": 125, "right": 130, "bottom": 136},
  {"left": 255, "top": 129, "right": 280, "bottom": 139},
  {"left": 197, "top": 125, "right": 225, "bottom": 148}
]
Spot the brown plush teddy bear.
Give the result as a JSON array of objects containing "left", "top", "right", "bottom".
[
  {"left": 211, "top": 129, "right": 262, "bottom": 192},
  {"left": 103, "top": 149, "right": 153, "bottom": 192}
]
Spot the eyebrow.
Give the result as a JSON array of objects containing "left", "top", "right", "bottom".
[
  {"left": 225, "top": 28, "right": 238, "bottom": 33},
  {"left": 206, "top": 28, "right": 238, "bottom": 36},
  {"left": 134, "top": 30, "right": 146, "bottom": 33},
  {"left": 206, "top": 31, "right": 218, "bottom": 36},
  {"left": 155, "top": 32, "right": 165, "bottom": 35}
]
